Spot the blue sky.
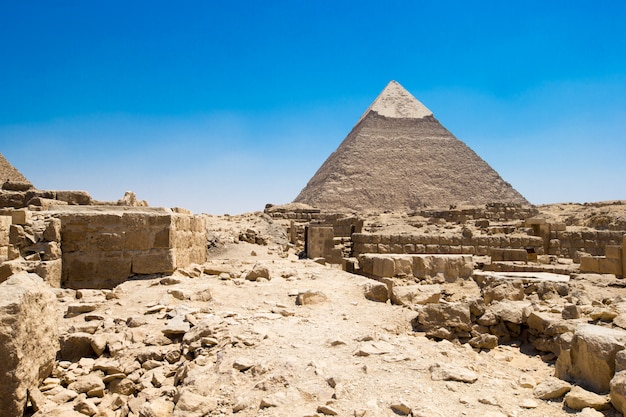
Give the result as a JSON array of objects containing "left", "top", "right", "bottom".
[{"left": 1, "top": 1, "right": 625, "bottom": 214}]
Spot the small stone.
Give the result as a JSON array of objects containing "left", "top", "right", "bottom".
[
  {"left": 317, "top": 404, "right": 339, "bottom": 415},
  {"left": 139, "top": 398, "right": 174, "bottom": 417},
  {"left": 518, "top": 375, "right": 536, "bottom": 388},
  {"left": 519, "top": 399, "right": 539, "bottom": 408},
  {"left": 478, "top": 396, "right": 499, "bottom": 406},
  {"left": 49, "top": 388, "right": 79, "bottom": 404},
  {"left": 108, "top": 378, "right": 136, "bottom": 396},
  {"left": 353, "top": 341, "right": 394, "bottom": 357},
  {"left": 28, "top": 387, "right": 48, "bottom": 412},
  {"left": 363, "top": 282, "right": 389, "bottom": 303},
  {"left": 578, "top": 407, "right": 606, "bottom": 417},
  {"left": 429, "top": 364, "right": 478, "bottom": 383},
  {"left": 233, "top": 358, "right": 254, "bottom": 372},
  {"left": 74, "top": 396, "right": 99, "bottom": 416},
  {"left": 246, "top": 263, "right": 270, "bottom": 281},
  {"left": 534, "top": 377, "right": 572, "bottom": 400},
  {"left": 329, "top": 339, "right": 346, "bottom": 346},
  {"left": 126, "top": 316, "right": 148, "bottom": 327},
  {"left": 90, "top": 334, "right": 108, "bottom": 357},
  {"left": 162, "top": 316, "right": 190, "bottom": 335},
  {"left": 66, "top": 303, "right": 100, "bottom": 318},
  {"left": 67, "top": 375, "right": 105, "bottom": 397},
  {"left": 564, "top": 386, "right": 610, "bottom": 411},
  {"left": 297, "top": 290, "right": 328, "bottom": 305},
  {"left": 390, "top": 401, "right": 412, "bottom": 415}
]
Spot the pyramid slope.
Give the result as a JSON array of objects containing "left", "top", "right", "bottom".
[
  {"left": 0, "top": 152, "right": 29, "bottom": 184},
  {"left": 294, "top": 81, "right": 528, "bottom": 212}
]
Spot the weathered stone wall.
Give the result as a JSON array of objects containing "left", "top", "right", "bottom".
[
  {"left": 0, "top": 273, "right": 59, "bottom": 417},
  {"left": 547, "top": 230, "right": 626, "bottom": 257},
  {"left": 0, "top": 214, "right": 10, "bottom": 262},
  {"left": 352, "top": 233, "right": 544, "bottom": 257},
  {"left": 358, "top": 253, "right": 473, "bottom": 283},
  {"left": 60, "top": 209, "right": 206, "bottom": 289},
  {"left": 418, "top": 203, "right": 538, "bottom": 222}
]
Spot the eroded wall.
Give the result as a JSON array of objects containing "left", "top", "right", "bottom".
[{"left": 60, "top": 209, "right": 206, "bottom": 289}]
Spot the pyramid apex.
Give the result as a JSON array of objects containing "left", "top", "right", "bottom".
[{"left": 359, "top": 80, "right": 433, "bottom": 122}]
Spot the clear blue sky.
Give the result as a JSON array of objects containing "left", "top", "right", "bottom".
[{"left": 1, "top": 1, "right": 625, "bottom": 214}]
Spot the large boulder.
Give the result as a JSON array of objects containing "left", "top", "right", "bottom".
[
  {"left": 0, "top": 273, "right": 59, "bottom": 417},
  {"left": 390, "top": 284, "right": 441, "bottom": 306},
  {"left": 557, "top": 324, "right": 626, "bottom": 393}
]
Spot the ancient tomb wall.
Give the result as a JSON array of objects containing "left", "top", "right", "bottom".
[
  {"left": 352, "top": 233, "right": 545, "bottom": 257},
  {"left": 59, "top": 210, "right": 206, "bottom": 289}
]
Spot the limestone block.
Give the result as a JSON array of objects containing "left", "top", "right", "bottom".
[
  {"left": 390, "top": 284, "right": 441, "bottom": 306},
  {"left": 527, "top": 311, "right": 575, "bottom": 337},
  {"left": 606, "top": 246, "right": 622, "bottom": 259},
  {"left": 10, "top": 210, "right": 31, "bottom": 225},
  {"left": 373, "top": 256, "right": 395, "bottom": 278},
  {"left": 0, "top": 273, "right": 59, "bottom": 417},
  {"left": 393, "top": 257, "right": 413, "bottom": 277},
  {"left": 132, "top": 250, "right": 175, "bottom": 275},
  {"left": 564, "top": 324, "right": 626, "bottom": 393},
  {"left": 580, "top": 257, "right": 600, "bottom": 274},
  {"left": 416, "top": 303, "right": 471, "bottom": 332},
  {"left": 35, "top": 259, "right": 62, "bottom": 288},
  {"left": 610, "top": 371, "right": 626, "bottom": 414},
  {"left": 0, "top": 260, "right": 24, "bottom": 283},
  {"left": 43, "top": 217, "right": 61, "bottom": 242},
  {"left": 54, "top": 190, "right": 92, "bottom": 205},
  {"left": 363, "top": 281, "right": 389, "bottom": 302},
  {"left": 124, "top": 230, "right": 153, "bottom": 251},
  {"left": 489, "top": 301, "right": 533, "bottom": 324},
  {"left": 599, "top": 258, "right": 622, "bottom": 276},
  {"left": 153, "top": 228, "right": 171, "bottom": 248},
  {"left": 0, "top": 215, "right": 10, "bottom": 246}
]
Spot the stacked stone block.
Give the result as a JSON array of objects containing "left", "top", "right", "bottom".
[
  {"left": 548, "top": 230, "right": 625, "bottom": 258},
  {"left": 418, "top": 203, "right": 538, "bottom": 223},
  {"left": 60, "top": 210, "right": 206, "bottom": 289},
  {"left": 352, "top": 233, "right": 544, "bottom": 258},
  {"left": 358, "top": 254, "right": 473, "bottom": 283},
  {"left": 0, "top": 215, "right": 10, "bottom": 262}
]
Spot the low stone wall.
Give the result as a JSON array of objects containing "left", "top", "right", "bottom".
[
  {"left": 548, "top": 230, "right": 626, "bottom": 257},
  {"left": 59, "top": 209, "right": 206, "bottom": 289},
  {"left": 579, "top": 237, "right": 626, "bottom": 277},
  {"left": 358, "top": 254, "right": 473, "bottom": 283},
  {"left": 352, "top": 233, "right": 544, "bottom": 257},
  {"left": 418, "top": 203, "right": 538, "bottom": 222}
]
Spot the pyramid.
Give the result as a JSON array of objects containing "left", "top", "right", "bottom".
[
  {"left": 294, "top": 81, "right": 528, "bottom": 212},
  {"left": 0, "top": 152, "right": 29, "bottom": 184}
]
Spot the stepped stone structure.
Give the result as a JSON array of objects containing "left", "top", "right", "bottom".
[
  {"left": 0, "top": 152, "right": 29, "bottom": 184},
  {"left": 294, "top": 80, "right": 528, "bottom": 212}
]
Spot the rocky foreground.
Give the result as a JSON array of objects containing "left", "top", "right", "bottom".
[{"left": 9, "top": 236, "right": 619, "bottom": 417}]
